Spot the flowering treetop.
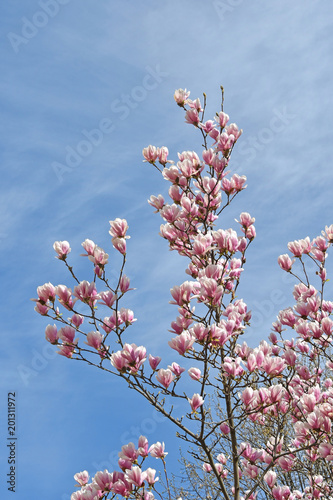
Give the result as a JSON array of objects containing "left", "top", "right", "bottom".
[{"left": 34, "top": 87, "right": 333, "bottom": 500}]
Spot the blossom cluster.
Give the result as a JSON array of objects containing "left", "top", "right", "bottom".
[
  {"left": 34, "top": 88, "right": 333, "bottom": 499},
  {"left": 71, "top": 437, "right": 167, "bottom": 500}
]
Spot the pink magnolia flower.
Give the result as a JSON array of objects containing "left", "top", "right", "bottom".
[
  {"left": 53, "top": 240, "right": 71, "bottom": 260},
  {"left": 322, "top": 224, "right": 333, "bottom": 242},
  {"left": 119, "top": 275, "right": 133, "bottom": 294},
  {"left": 110, "top": 350, "right": 127, "bottom": 372},
  {"left": 89, "top": 246, "right": 109, "bottom": 267},
  {"left": 272, "top": 485, "right": 291, "bottom": 500},
  {"left": 185, "top": 108, "right": 200, "bottom": 126},
  {"left": 74, "top": 281, "right": 99, "bottom": 306},
  {"left": 70, "top": 313, "right": 84, "bottom": 328},
  {"left": 188, "top": 393, "right": 204, "bottom": 412},
  {"left": 85, "top": 331, "right": 103, "bottom": 350},
  {"left": 58, "top": 326, "right": 76, "bottom": 344},
  {"left": 156, "top": 368, "right": 175, "bottom": 389},
  {"left": 226, "top": 123, "right": 242, "bottom": 140},
  {"left": 111, "top": 477, "right": 132, "bottom": 497},
  {"left": 236, "top": 212, "right": 255, "bottom": 228},
  {"left": 99, "top": 290, "right": 117, "bottom": 308},
  {"left": 137, "top": 435, "right": 149, "bottom": 457},
  {"left": 56, "top": 284, "right": 75, "bottom": 310},
  {"left": 220, "top": 423, "right": 230, "bottom": 435},
  {"left": 149, "top": 441, "right": 168, "bottom": 458},
  {"left": 34, "top": 301, "right": 50, "bottom": 315},
  {"left": 111, "top": 237, "right": 127, "bottom": 255},
  {"left": 222, "top": 357, "right": 244, "bottom": 378},
  {"left": 109, "top": 218, "right": 129, "bottom": 238},
  {"left": 58, "top": 344, "right": 75, "bottom": 358},
  {"left": 262, "top": 356, "right": 286, "bottom": 376},
  {"left": 93, "top": 469, "right": 113, "bottom": 491},
  {"left": 170, "top": 281, "right": 195, "bottom": 306},
  {"left": 174, "top": 88, "right": 190, "bottom": 106},
  {"left": 160, "top": 204, "right": 181, "bottom": 223},
  {"left": 125, "top": 466, "right": 146, "bottom": 487},
  {"left": 119, "top": 308, "right": 136, "bottom": 326},
  {"left": 188, "top": 367, "right": 201, "bottom": 381},
  {"left": 145, "top": 467, "right": 159, "bottom": 485},
  {"left": 189, "top": 323, "right": 209, "bottom": 342},
  {"left": 158, "top": 146, "right": 169, "bottom": 165},
  {"left": 119, "top": 442, "right": 138, "bottom": 463},
  {"left": 278, "top": 254, "right": 294, "bottom": 271},
  {"left": 45, "top": 324, "right": 58, "bottom": 344},
  {"left": 168, "top": 362, "right": 185, "bottom": 377},
  {"left": 148, "top": 194, "right": 165, "bottom": 211},
  {"left": 188, "top": 97, "right": 202, "bottom": 112},
  {"left": 241, "top": 387, "right": 256, "bottom": 407},
  {"left": 37, "top": 282, "right": 56, "bottom": 303},
  {"left": 81, "top": 238, "right": 96, "bottom": 256},
  {"left": 168, "top": 331, "right": 195, "bottom": 355},
  {"left": 203, "top": 463, "right": 212, "bottom": 472},
  {"left": 264, "top": 470, "right": 276, "bottom": 489},
  {"left": 199, "top": 278, "right": 224, "bottom": 306},
  {"left": 74, "top": 470, "right": 89, "bottom": 487},
  {"left": 288, "top": 237, "right": 312, "bottom": 257},
  {"left": 215, "top": 111, "right": 229, "bottom": 128},
  {"left": 121, "top": 343, "right": 147, "bottom": 373},
  {"left": 318, "top": 442, "right": 333, "bottom": 460},
  {"left": 142, "top": 145, "right": 159, "bottom": 163},
  {"left": 149, "top": 354, "right": 162, "bottom": 371}
]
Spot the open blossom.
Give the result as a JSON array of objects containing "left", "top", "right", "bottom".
[
  {"left": 137, "top": 435, "right": 149, "bottom": 457},
  {"left": 185, "top": 108, "right": 200, "bottom": 126},
  {"left": 109, "top": 218, "right": 129, "bottom": 238},
  {"left": 110, "top": 344, "right": 146, "bottom": 373},
  {"left": 168, "top": 362, "right": 185, "bottom": 377},
  {"left": 74, "top": 281, "right": 99, "bottom": 306},
  {"left": 119, "top": 308, "right": 136, "bottom": 325},
  {"left": 99, "top": 290, "right": 117, "bottom": 308},
  {"left": 236, "top": 212, "right": 255, "bottom": 228},
  {"left": 85, "top": 331, "right": 104, "bottom": 350},
  {"left": 143, "top": 145, "right": 159, "bottom": 163},
  {"left": 174, "top": 88, "right": 190, "bottom": 106},
  {"left": 278, "top": 254, "right": 294, "bottom": 271},
  {"left": 56, "top": 284, "right": 75, "bottom": 310},
  {"left": 119, "top": 442, "right": 138, "bottom": 463},
  {"left": 53, "top": 240, "right": 71, "bottom": 259},
  {"left": 216, "top": 111, "right": 229, "bottom": 128},
  {"left": 81, "top": 238, "right": 96, "bottom": 256},
  {"left": 288, "top": 237, "right": 312, "bottom": 257},
  {"left": 188, "top": 393, "right": 204, "bottom": 412},
  {"left": 149, "top": 441, "right": 168, "bottom": 458},
  {"left": 112, "top": 237, "right": 127, "bottom": 255},
  {"left": 89, "top": 246, "right": 109, "bottom": 267},
  {"left": 148, "top": 194, "right": 165, "bottom": 211},
  {"left": 168, "top": 331, "right": 195, "bottom": 355},
  {"left": 93, "top": 470, "right": 113, "bottom": 491},
  {"left": 74, "top": 470, "right": 89, "bottom": 487},
  {"left": 188, "top": 367, "right": 201, "bottom": 380},
  {"left": 120, "top": 343, "right": 147, "bottom": 373},
  {"left": 125, "top": 466, "right": 147, "bottom": 487},
  {"left": 37, "top": 282, "right": 56, "bottom": 303},
  {"left": 145, "top": 467, "right": 159, "bottom": 485},
  {"left": 156, "top": 368, "right": 175, "bottom": 389}
]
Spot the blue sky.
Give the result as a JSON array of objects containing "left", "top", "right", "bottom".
[{"left": 1, "top": 1, "right": 333, "bottom": 498}]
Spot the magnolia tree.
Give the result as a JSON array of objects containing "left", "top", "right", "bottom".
[{"left": 34, "top": 87, "right": 333, "bottom": 500}]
